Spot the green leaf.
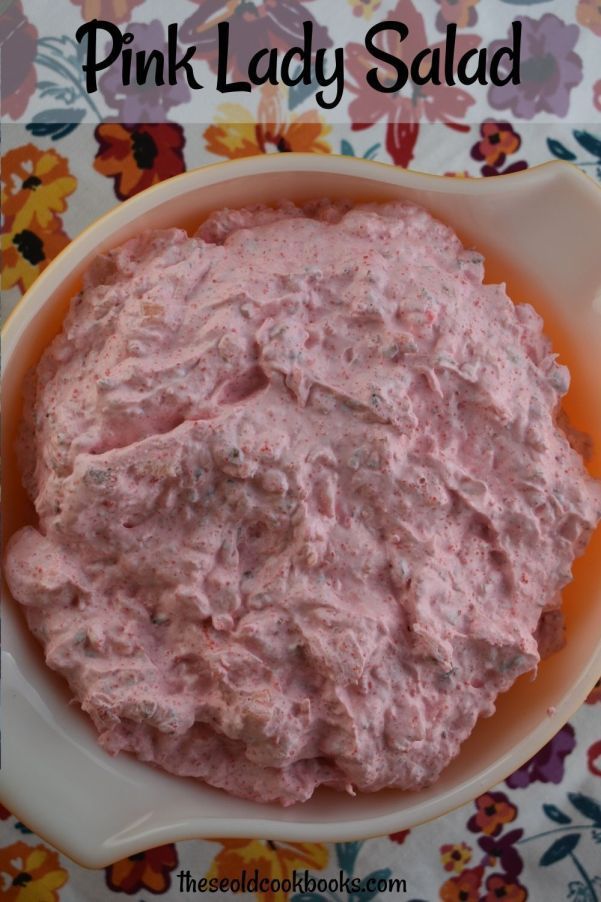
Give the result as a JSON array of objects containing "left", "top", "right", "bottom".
[
  {"left": 568, "top": 793, "right": 601, "bottom": 826},
  {"left": 543, "top": 803, "right": 572, "bottom": 824},
  {"left": 539, "top": 833, "right": 581, "bottom": 866},
  {"left": 336, "top": 841, "right": 363, "bottom": 876},
  {"left": 573, "top": 131, "right": 601, "bottom": 160},
  {"left": 546, "top": 138, "right": 576, "bottom": 161},
  {"left": 288, "top": 64, "right": 318, "bottom": 110},
  {"left": 26, "top": 108, "right": 85, "bottom": 140},
  {"left": 363, "top": 143, "right": 381, "bottom": 160},
  {"left": 341, "top": 139, "right": 356, "bottom": 157}
]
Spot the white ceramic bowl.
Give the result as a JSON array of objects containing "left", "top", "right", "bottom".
[{"left": 2, "top": 155, "right": 601, "bottom": 868}]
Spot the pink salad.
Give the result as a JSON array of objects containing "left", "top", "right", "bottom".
[{"left": 6, "top": 200, "right": 601, "bottom": 805}]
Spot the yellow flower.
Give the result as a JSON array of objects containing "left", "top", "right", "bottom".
[
  {"left": 0, "top": 841, "right": 68, "bottom": 901},
  {"left": 2, "top": 145, "right": 77, "bottom": 233},
  {"left": 441, "top": 842, "right": 473, "bottom": 873},
  {"left": 207, "top": 838, "right": 329, "bottom": 902},
  {"left": 205, "top": 84, "right": 331, "bottom": 159},
  {"left": 1, "top": 225, "right": 70, "bottom": 293},
  {"left": 348, "top": 0, "right": 382, "bottom": 19}
]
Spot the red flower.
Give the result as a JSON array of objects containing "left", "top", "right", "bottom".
[
  {"left": 586, "top": 677, "right": 601, "bottom": 705},
  {"left": 105, "top": 843, "right": 178, "bottom": 894},
  {"left": 440, "top": 866, "right": 483, "bottom": 902},
  {"left": 588, "top": 739, "right": 601, "bottom": 777},
  {"left": 0, "top": 0, "right": 38, "bottom": 120},
  {"left": 389, "top": 829, "right": 410, "bottom": 845},
  {"left": 94, "top": 124, "right": 186, "bottom": 200},
  {"left": 480, "top": 161, "right": 528, "bottom": 177},
  {"left": 0, "top": 804, "right": 11, "bottom": 820},
  {"left": 482, "top": 872, "right": 528, "bottom": 901},
  {"left": 479, "top": 829, "right": 524, "bottom": 878},
  {"left": 345, "top": 0, "right": 479, "bottom": 167},
  {"left": 467, "top": 792, "right": 517, "bottom": 837}
]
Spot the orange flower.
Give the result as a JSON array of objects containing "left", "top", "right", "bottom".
[
  {"left": 94, "top": 123, "right": 186, "bottom": 200},
  {"left": 440, "top": 842, "right": 473, "bottom": 873},
  {"left": 577, "top": 0, "right": 601, "bottom": 36},
  {"left": 468, "top": 791, "right": 518, "bottom": 836},
  {"left": 69, "top": 0, "right": 144, "bottom": 22},
  {"left": 2, "top": 226, "right": 70, "bottom": 293},
  {"left": 105, "top": 843, "right": 178, "bottom": 894},
  {"left": 471, "top": 121, "right": 521, "bottom": 168},
  {"left": 207, "top": 839, "right": 329, "bottom": 902},
  {"left": 204, "top": 85, "right": 331, "bottom": 159},
  {"left": 2, "top": 145, "right": 77, "bottom": 233},
  {"left": 440, "top": 866, "right": 483, "bottom": 902},
  {"left": 0, "top": 841, "right": 68, "bottom": 901}
]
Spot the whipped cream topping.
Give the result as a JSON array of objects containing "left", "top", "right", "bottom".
[{"left": 6, "top": 200, "right": 601, "bottom": 805}]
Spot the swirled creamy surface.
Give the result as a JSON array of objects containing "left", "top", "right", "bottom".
[{"left": 6, "top": 201, "right": 601, "bottom": 805}]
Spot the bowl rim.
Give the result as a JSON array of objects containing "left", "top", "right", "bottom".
[
  {"left": 4, "top": 153, "right": 601, "bottom": 347},
  {"left": 2, "top": 153, "right": 601, "bottom": 867}
]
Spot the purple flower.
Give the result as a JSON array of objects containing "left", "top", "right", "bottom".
[
  {"left": 479, "top": 828, "right": 524, "bottom": 878},
  {"left": 506, "top": 723, "right": 576, "bottom": 789},
  {"left": 99, "top": 20, "right": 191, "bottom": 121},
  {"left": 488, "top": 14, "right": 583, "bottom": 119}
]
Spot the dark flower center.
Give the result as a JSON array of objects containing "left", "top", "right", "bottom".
[
  {"left": 484, "top": 804, "right": 497, "bottom": 816},
  {"left": 13, "top": 873, "right": 33, "bottom": 887},
  {"left": 128, "top": 852, "right": 146, "bottom": 861},
  {"left": 22, "top": 175, "right": 42, "bottom": 190},
  {"left": 452, "top": 850, "right": 462, "bottom": 860},
  {"left": 276, "top": 137, "right": 291, "bottom": 153},
  {"left": 489, "top": 133, "right": 501, "bottom": 145},
  {"left": 521, "top": 53, "right": 556, "bottom": 84},
  {"left": 459, "top": 892, "right": 469, "bottom": 902},
  {"left": 494, "top": 888, "right": 507, "bottom": 898},
  {"left": 131, "top": 130, "right": 158, "bottom": 170},
  {"left": 13, "top": 229, "right": 45, "bottom": 265}
]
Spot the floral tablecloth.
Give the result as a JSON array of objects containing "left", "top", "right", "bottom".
[{"left": 2, "top": 0, "right": 601, "bottom": 900}]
